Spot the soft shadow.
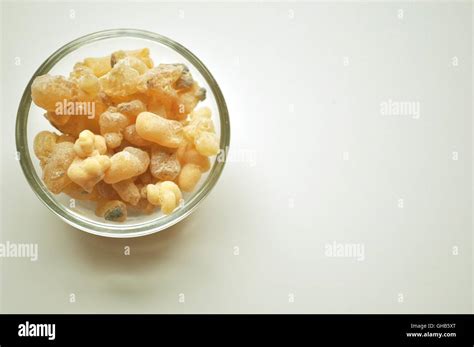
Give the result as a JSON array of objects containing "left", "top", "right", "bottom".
[
  {"left": 67, "top": 213, "right": 196, "bottom": 272},
  {"left": 54, "top": 216, "right": 197, "bottom": 307}
]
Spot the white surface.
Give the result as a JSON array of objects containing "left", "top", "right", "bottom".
[{"left": 0, "top": 1, "right": 472, "bottom": 313}]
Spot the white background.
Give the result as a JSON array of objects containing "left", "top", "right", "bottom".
[{"left": 0, "top": 1, "right": 472, "bottom": 313}]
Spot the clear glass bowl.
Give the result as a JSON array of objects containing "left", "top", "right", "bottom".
[{"left": 16, "top": 29, "right": 230, "bottom": 238}]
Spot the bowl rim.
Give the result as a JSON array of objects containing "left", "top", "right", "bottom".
[{"left": 15, "top": 28, "right": 230, "bottom": 238}]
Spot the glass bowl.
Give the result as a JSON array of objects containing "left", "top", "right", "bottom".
[{"left": 16, "top": 29, "right": 230, "bottom": 238}]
